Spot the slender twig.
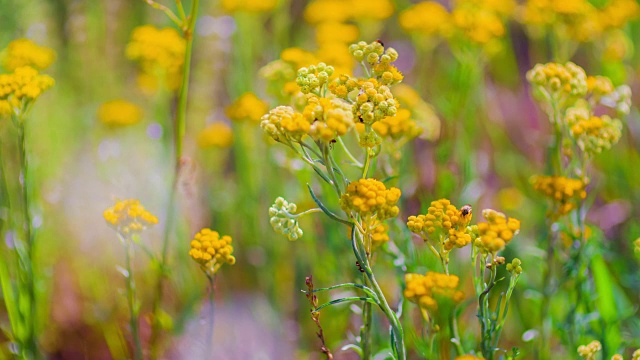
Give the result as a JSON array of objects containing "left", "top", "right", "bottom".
[
  {"left": 124, "top": 238, "right": 143, "bottom": 360},
  {"left": 205, "top": 274, "right": 216, "bottom": 359}
]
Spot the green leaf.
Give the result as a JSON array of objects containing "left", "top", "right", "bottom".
[{"left": 307, "top": 184, "right": 351, "bottom": 226}]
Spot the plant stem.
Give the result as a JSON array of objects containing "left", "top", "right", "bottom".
[
  {"left": 205, "top": 274, "right": 216, "bottom": 359},
  {"left": 125, "top": 239, "right": 143, "bottom": 360}
]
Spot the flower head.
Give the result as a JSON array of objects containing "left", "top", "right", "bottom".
[
  {"left": 474, "top": 209, "right": 520, "bottom": 254},
  {"left": 98, "top": 100, "right": 143, "bottom": 127},
  {"left": 531, "top": 175, "right": 587, "bottom": 217},
  {"left": 304, "top": 96, "right": 354, "bottom": 142},
  {"left": 225, "top": 92, "right": 269, "bottom": 123},
  {"left": 404, "top": 272, "right": 464, "bottom": 312},
  {"left": 565, "top": 105, "right": 622, "bottom": 156},
  {"left": 220, "top": 0, "right": 277, "bottom": 12},
  {"left": 526, "top": 62, "right": 588, "bottom": 101},
  {"left": 197, "top": 122, "right": 234, "bottom": 148},
  {"left": 340, "top": 178, "right": 401, "bottom": 220},
  {"left": 103, "top": 199, "right": 158, "bottom": 235},
  {"left": 261, "top": 105, "right": 312, "bottom": 142},
  {"left": 1, "top": 39, "right": 55, "bottom": 71},
  {"left": 577, "top": 340, "right": 602, "bottom": 360},
  {"left": 399, "top": 2, "right": 451, "bottom": 37},
  {"left": 269, "top": 197, "right": 304, "bottom": 241},
  {"left": 189, "top": 228, "right": 236, "bottom": 274},
  {"left": 296, "top": 63, "right": 335, "bottom": 95},
  {"left": 0, "top": 66, "right": 55, "bottom": 117},
  {"left": 407, "top": 199, "right": 474, "bottom": 251}
]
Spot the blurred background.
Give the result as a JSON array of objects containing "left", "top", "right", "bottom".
[{"left": 1, "top": 0, "right": 640, "bottom": 359}]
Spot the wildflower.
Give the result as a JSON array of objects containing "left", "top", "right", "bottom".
[
  {"left": 269, "top": 197, "right": 304, "bottom": 241},
  {"left": 601, "top": 85, "right": 632, "bottom": 115},
  {"left": 280, "top": 48, "right": 319, "bottom": 70},
  {"left": 474, "top": 209, "right": 520, "bottom": 254},
  {"left": 315, "top": 43, "right": 355, "bottom": 75},
  {"left": 225, "top": 92, "right": 269, "bottom": 123},
  {"left": 296, "top": 63, "right": 335, "bottom": 95},
  {"left": 304, "top": 0, "right": 352, "bottom": 24},
  {"left": 353, "top": 79, "right": 399, "bottom": 125},
  {"left": 370, "top": 223, "right": 390, "bottom": 249},
  {"left": 103, "top": 199, "right": 158, "bottom": 235},
  {"left": 611, "top": 355, "right": 623, "bottom": 360},
  {"left": 349, "top": 40, "right": 398, "bottom": 67},
  {"left": 599, "top": 0, "right": 640, "bottom": 30},
  {"left": 197, "top": 122, "right": 234, "bottom": 148},
  {"left": 189, "top": 228, "right": 236, "bottom": 274},
  {"left": 404, "top": 272, "right": 464, "bottom": 312},
  {"left": 369, "top": 109, "right": 422, "bottom": 141},
  {"left": 577, "top": 340, "right": 602, "bottom": 360},
  {"left": 633, "top": 349, "right": 640, "bottom": 360},
  {"left": 98, "top": 100, "right": 143, "bottom": 127},
  {"left": 1, "top": 38, "right": 55, "bottom": 71},
  {"left": 451, "top": 5, "right": 506, "bottom": 45},
  {"left": 506, "top": 258, "right": 523, "bottom": 274},
  {"left": 531, "top": 175, "right": 587, "bottom": 216},
  {"left": 350, "top": 0, "right": 394, "bottom": 21},
  {"left": 455, "top": 356, "right": 485, "bottom": 360},
  {"left": 340, "top": 178, "right": 401, "bottom": 221},
  {"left": 526, "top": 62, "right": 588, "bottom": 101},
  {"left": 126, "top": 25, "right": 186, "bottom": 92},
  {"left": 399, "top": 2, "right": 451, "bottom": 37},
  {"left": 260, "top": 106, "right": 312, "bottom": 142},
  {"left": 304, "top": 96, "right": 354, "bottom": 142},
  {"left": 220, "top": 0, "right": 277, "bottom": 13},
  {"left": 565, "top": 105, "right": 622, "bottom": 156},
  {"left": 0, "top": 66, "right": 55, "bottom": 117},
  {"left": 407, "top": 199, "right": 474, "bottom": 251},
  {"left": 586, "top": 75, "right": 615, "bottom": 98},
  {"left": 315, "top": 22, "right": 359, "bottom": 46}
]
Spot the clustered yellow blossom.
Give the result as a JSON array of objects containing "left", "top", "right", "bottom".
[
  {"left": 475, "top": 209, "right": 520, "bottom": 254},
  {"left": 126, "top": 25, "right": 186, "bottom": 92},
  {"left": 565, "top": 106, "right": 622, "bottom": 156},
  {"left": 587, "top": 76, "right": 615, "bottom": 98},
  {"left": 340, "top": 178, "right": 401, "bottom": 221},
  {"left": 399, "top": 2, "right": 450, "bottom": 37},
  {"left": 1, "top": 38, "right": 55, "bottom": 71},
  {"left": 225, "top": 92, "right": 269, "bottom": 123},
  {"left": 531, "top": 175, "right": 587, "bottom": 216},
  {"left": 370, "top": 224, "right": 390, "bottom": 249},
  {"left": 260, "top": 105, "right": 312, "bottom": 142},
  {"left": 103, "top": 199, "right": 158, "bottom": 235},
  {"left": 97, "top": 100, "right": 143, "bottom": 127},
  {"left": 526, "top": 62, "right": 588, "bottom": 100},
  {"left": 450, "top": 2, "right": 508, "bottom": 46},
  {"left": 370, "top": 109, "right": 422, "bottom": 141},
  {"left": 296, "top": 63, "right": 335, "bottom": 95},
  {"left": 407, "top": 199, "right": 474, "bottom": 251},
  {"left": 220, "top": 0, "right": 277, "bottom": 13},
  {"left": 304, "top": 96, "right": 354, "bottom": 142},
  {"left": 353, "top": 79, "right": 399, "bottom": 125},
  {"left": 404, "top": 272, "right": 464, "bottom": 311},
  {"left": 455, "top": 356, "right": 485, "bottom": 360},
  {"left": 0, "top": 66, "right": 55, "bottom": 117},
  {"left": 577, "top": 340, "right": 602, "bottom": 360},
  {"left": 634, "top": 349, "right": 640, "bottom": 360},
  {"left": 269, "top": 197, "right": 304, "bottom": 241},
  {"left": 189, "top": 228, "right": 236, "bottom": 273},
  {"left": 304, "top": 0, "right": 394, "bottom": 25},
  {"left": 197, "top": 122, "right": 234, "bottom": 148},
  {"left": 392, "top": 84, "right": 440, "bottom": 141}
]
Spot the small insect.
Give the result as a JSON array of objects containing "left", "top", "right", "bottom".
[
  {"left": 375, "top": 39, "right": 384, "bottom": 47},
  {"left": 355, "top": 261, "right": 365, "bottom": 273},
  {"left": 460, "top": 205, "right": 472, "bottom": 217}
]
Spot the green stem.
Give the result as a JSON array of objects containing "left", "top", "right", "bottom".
[
  {"left": 361, "top": 286, "right": 373, "bottom": 360},
  {"left": 205, "top": 274, "right": 216, "bottom": 359},
  {"left": 478, "top": 255, "right": 498, "bottom": 359},
  {"left": 322, "top": 143, "right": 342, "bottom": 195},
  {"left": 125, "top": 239, "right": 143, "bottom": 360}
]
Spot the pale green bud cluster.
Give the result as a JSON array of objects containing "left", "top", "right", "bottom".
[
  {"left": 356, "top": 80, "right": 399, "bottom": 125},
  {"left": 296, "top": 62, "right": 334, "bottom": 95},
  {"left": 565, "top": 104, "right": 622, "bottom": 157},
  {"left": 269, "top": 197, "right": 304, "bottom": 241},
  {"left": 506, "top": 258, "right": 523, "bottom": 275},
  {"left": 526, "top": 62, "right": 588, "bottom": 99},
  {"left": 349, "top": 41, "right": 398, "bottom": 66},
  {"left": 601, "top": 85, "right": 632, "bottom": 115}
]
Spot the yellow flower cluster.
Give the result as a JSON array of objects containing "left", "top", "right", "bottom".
[
  {"left": 340, "top": 178, "right": 401, "bottom": 220},
  {"left": 197, "top": 122, "right": 234, "bottom": 148},
  {"left": 304, "top": 96, "right": 354, "bottom": 142},
  {"left": 296, "top": 63, "right": 335, "bottom": 95},
  {"left": 315, "top": 22, "right": 359, "bottom": 46},
  {"left": 371, "top": 109, "right": 422, "bottom": 141},
  {"left": 531, "top": 175, "right": 587, "bottom": 216},
  {"left": 225, "top": 92, "right": 269, "bottom": 123},
  {"left": 450, "top": 2, "right": 508, "bottom": 46},
  {"left": 370, "top": 224, "right": 390, "bottom": 249},
  {"left": 392, "top": 84, "right": 440, "bottom": 142},
  {"left": 577, "top": 340, "right": 601, "bottom": 360},
  {"left": 526, "top": 62, "right": 588, "bottom": 99},
  {"left": 352, "top": 78, "right": 399, "bottom": 126},
  {"left": 260, "top": 48, "right": 319, "bottom": 99},
  {"left": 126, "top": 25, "right": 186, "bottom": 92},
  {"left": 304, "top": 0, "right": 394, "bottom": 24},
  {"left": 407, "top": 199, "right": 474, "bottom": 250},
  {"left": 189, "top": 228, "right": 236, "bottom": 272},
  {"left": 455, "top": 356, "right": 485, "bottom": 360},
  {"left": 634, "top": 349, "right": 640, "bottom": 360},
  {"left": 399, "top": 2, "right": 450, "bottom": 37},
  {"left": 404, "top": 272, "right": 464, "bottom": 311},
  {"left": 98, "top": 100, "right": 143, "bottom": 127},
  {"left": 587, "top": 76, "right": 615, "bottom": 98},
  {"left": 103, "top": 199, "right": 158, "bottom": 235},
  {"left": 260, "top": 105, "right": 312, "bottom": 142},
  {"left": 565, "top": 106, "right": 622, "bottom": 156},
  {"left": 0, "top": 66, "right": 55, "bottom": 117},
  {"left": 220, "top": 0, "right": 277, "bottom": 13},
  {"left": 475, "top": 209, "right": 520, "bottom": 254},
  {"left": 1, "top": 39, "right": 55, "bottom": 71}
]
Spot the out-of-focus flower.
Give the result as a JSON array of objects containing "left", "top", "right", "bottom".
[
  {"left": 340, "top": 178, "right": 401, "bottom": 220},
  {"left": 126, "top": 25, "right": 186, "bottom": 92},
  {"left": 197, "top": 122, "right": 234, "bottom": 148},
  {"left": 404, "top": 272, "right": 464, "bottom": 311},
  {"left": 261, "top": 105, "right": 311, "bottom": 143},
  {"left": 220, "top": 0, "right": 277, "bottom": 13},
  {"left": 454, "top": 355, "right": 485, "bottom": 360},
  {"left": 577, "top": 340, "right": 602, "bottom": 360},
  {"left": 474, "top": 209, "right": 520, "bottom": 254},
  {"left": 315, "top": 22, "right": 360, "bottom": 45},
  {"left": 0, "top": 66, "right": 55, "bottom": 117},
  {"left": 565, "top": 105, "right": 622, "bottom": 156},
  {"left": 225, "top": 92, "right": 269, "bottom": 122},
  {"left": 531, "top": 175, "right": 587, "bottom": 217},
  {"left": 1, "top": 38, "right": 55, "bottom": 71},
  {"left": 189, "top": 228, "right": 236, "bottom": 274},
  {"left": 399, "top": 2, "right": 451, "bottom": 37},
  {"left": 98, "top": 100, "right": 143, "bottom": 127},
  {"left": 526, "top": 62, "right": 588, "bottom": 99},
  {"left": 103, "top": 199, "right": 158, "bottom": 235}
]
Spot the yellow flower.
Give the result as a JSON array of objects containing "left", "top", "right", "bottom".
[
  {"left": 126, "top": 25, "right": 186, "bottom": 91},
  {"left": 340, "top": 178, "right": 401, "bottom": 220},
  {"left": 404, "top": 272, "right": 464, "bottom": 312},
  {"left": 451, "top": 5, "right": 506, "bottom": 45},
  {"left": 370, "top": 223, "right": 390, "bottom": 249},
  {"left": 304, "top": 0, "right": 353, "bottom": 24},
  {"left": 225, "top": 92, "right": 269, "bottom": 123},
  {"left": 599, "top": 0, "right": 640, "bottom": 30},
  {"left": 371, "top": 108, "right": 422, "bottom": 140},
  {"left": 0, "top": 66, "right": 55, "bottom": 117},
  {"left": 407, "top": 199, "right": 474, "bottom": 251},
  {"left": 280, "top": 47, "right": 319, "bottom": 70},
  {"left": 353, "top": 78, "right": 399, "bottom": 125},
  {"left": 189, "top": 228, "right": 236, "bottom": 273},
  {"left": 531, "top": 175, "right": 587, "bottom": 217},
  {"left": 399, "top": 2, "right": 451, "bottom": 36},
  {"left": 197, "top": 122, "right": 234, "bottom": 148},
  {"left": 220, "top": 0, "right": 277, "bottom": 13},
  {"left": 475, "top": 209, "right": 520, "bottom": 254},
  {"left": 315, "top": 22, "right": 360, "bottom": 46},
  {"left": 304, "top": 96, "right": 354, "bottom": 142},
  {"left": 455, "top": 356, "right": 485, "bottom": 360},
  {"left": 1, "top": 38, "right": 56, "bottom": 71},
  {"left": 565, "top": 105, "right": 622, "bottom": 156},
  {"left": 261, "top": 105, "right": 312, "bottom": 142},
  {"left": 350, "top": 0, "right": 394, "bottom": 21},
  {"left": 98, "top": 100, "right": 143, "bottom": 127},
  {"left": 577, "top": 340, "right": 602, "bottom": 360},
  {"left": 526, "top": 62, "right": 588, "bottom": 100},
  {"left": 587, "top": 75, "right": 614, "bottom": 97},
  {"left": 103, "top": 199, "right": 158, "bottom": 235}
]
